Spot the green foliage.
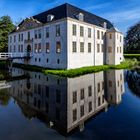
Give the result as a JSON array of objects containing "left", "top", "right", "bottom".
[
  {"left": 44, "top": 65, "right": 109, "bottom": 77},
  {"left": 0, "top": 89, "right": 10, "bottom": 106},
  {"left": 44, "top": 59, "right": 138, "bottom": 77},
  {"left": 125, "top": 22, "right": 140, "bottom": 53},
  {"left": 0, "top": 16, "right": 15, "bottom": 52},
  {"left": 110, "top": 59, "right": 138, "bottom": 69},
  {"left": 1, "top": 60, "right": 136, "bottom": 78},
  {"left": 124, "top": 54, "right": 140, "bottom": 61}
]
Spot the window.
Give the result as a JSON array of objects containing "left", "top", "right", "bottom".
[
  {"left": 73, "top": 91, "right": 77, "bottom": 104},
  {"left": 18, "top": 45, "right": 20, "bottom": 52},
  {"left": 38, "top": 29, "right": 41, "bottom": 39},
  {"left": 39, "top": 58, "right": 41, "bottom": 62},
  {"left": 34, "top": 44, "right": 38, "bottom": 53},
  {"left": 102, "top": 81, "right": 104, "bottom": 90},
  {"left": 46, "top": 27, "right": 49, "bottom": 38},
  {"left": 18, "top": 34, "right": 20, "bottom": 42},
  {"left": 28, "top": 31, "right": 30, "bottom": 40},
  {"left": 88, "top": 28, "right": 91, "bottom": 38},
  {"left": 80, "top": 42, "right": 84, "bottom": 52},
  {"left": 14, "top": 35, "right": 16, "bottom": 43},
  {"left": 38, "top": 43, "right": 41, "bottom": 53},
  {"left": 88, "top": 43, "right": 91, "bottom": 53},
  {"left": 109, "top": 34, "right": 112, "bottom": 39},
  {"left": 46, "top": 86, "right": 49, "bottom": 98},
  {"left": 72, "top": 42, "right": 77, "bottom": 52},
  {"left": 56, "top": 89, "right": 61, "bottom": 103},
  {"left": 34, "top": 30, "right": 37, "bottom": 39},
  {"left": 21, "top": 34, "right": 23, "bottom": 41},
  {"left": 56, "top": 24, "right": 60, "bottom": 37},
  {"left": 46, "top": 43, "right": 50, "bottom": 53},
  {"left": 120, "top": 46, "right": 122, "bottom": 53},
  {"left": 88, "top": 86, "right": 92, "bottom": 96},
  {"left": 21, "top": 45, "right": 23, "bottom": 52},
  {"left": 97, "top": 83, "right": 100, "bottom": 92},
  {"left": 73, "top": 109, "right": 77, "bottom": 122},
  {"left": 80, "top": 88, "right": 84, "bottom": 100},
  {"left": 98, "top": 97, "right": 101, "bottom": 106},
  {"left": 120, "top": 36, "right": 122, "bottom": 42},
  {"left": 72, "top": 24, "right": 77, "bottom": 36},
  {"left": 57, "top": 59, "right": 60, "bottom": 64},
  {"left": 56, "top": 41, "right": 61, "bottom": 53},
  {"left": 80, "top": 26, "right": 84, "bottom": 37},
  {"left": 109, "top": 80, "right": 112, "bottom": 87},
  {"left": 101, "top": 44, "right": 104, "bottom": 52},
  {"left": 108, "top": 46, "right": 112, "bottom": 53},
  {"left": 97, "top": 30, "right": 100, "bottom": 39},
  {"left": 46, "top": 58, "right": 49, "bottom": 63},
  {"left": 101, "top": 31, "right": 104, "bottom": 39},
  {"left": 80, "top": 105, "right": 84, "bottom": 117},
  {"left": 88, "top": 102, "right": 92, "bottom": 112},
  {"left": 97, "top": 44, "right": 100, "bottom": 53}
]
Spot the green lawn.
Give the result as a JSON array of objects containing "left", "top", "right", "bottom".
[
  {"left": 0, "top": 58, "right": 138, "bottom": 78},
  {"left": 124, "top": 54, "right": 140, "bottom": 61},
  {"left": 44, "top": 59, "right": 138, "bottom": 77}
]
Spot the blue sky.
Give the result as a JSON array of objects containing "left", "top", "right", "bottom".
[{"left": 0, "top": 0, "right": 140, "bottom": 34}]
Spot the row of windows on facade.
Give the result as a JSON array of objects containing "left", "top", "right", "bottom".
[
  {"left": 109, "top": 33, "right": 122, "bottom": 42},
  {"left": 72, "top": 95, "right": 105, "bottom": 122},
  {"left": 34, "top": 57, "right": 60, "bottom": 64},
  {"left": 13, "top": 86, "right": 104, "bottom": 121},
  {"left": 10, "top": 42, "right": 105, "bottom": 54},
  {"left": 10, "top": 24, "right": 108, "bottom": 43},
  {"left": 108, "top": 46, "right": 122, "bottom": 53},
  {"left": 9, "top": 25, "right": 61, "bottom": 43},
  {"left": 73, "top": 82, "right": 104, "bottom": 104}
]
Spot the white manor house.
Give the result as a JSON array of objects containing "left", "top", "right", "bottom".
[{"left": 8, "top": 3, "right": 124, "bottom": 69}]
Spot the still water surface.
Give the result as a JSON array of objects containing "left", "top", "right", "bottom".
[{"left": 0, "top": 68, "right": 140, "bottom": 140}]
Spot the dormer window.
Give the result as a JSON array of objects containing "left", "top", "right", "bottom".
[
  {"left": 76, "top": 13, "right": 84, "bottom": 21},
  {"left": 47, "top": 14, "right": 54, "bottom": 22},
  {"left": 103, "top": 22, "right": 107, "bottom": 28}
]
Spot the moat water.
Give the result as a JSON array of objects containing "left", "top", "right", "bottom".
[{"left": 0, "top": 68, "right": 140, "bottom": 140}]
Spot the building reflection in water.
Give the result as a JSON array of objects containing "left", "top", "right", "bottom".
[{"left": 8, "top": 68, "right": 125, "bottom": 135}]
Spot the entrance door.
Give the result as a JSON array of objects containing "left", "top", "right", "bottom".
[{"left": 27, "top": 45, "right": 31, "bottom": 57}]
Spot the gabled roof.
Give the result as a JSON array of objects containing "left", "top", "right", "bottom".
[
  {"left": 11, "top": 3, "right": 114, "bottom": 34},
  {"left": 33, "top": 3, "right": 113, "bottom": 28}
]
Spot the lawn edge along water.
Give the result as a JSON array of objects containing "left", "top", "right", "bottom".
[{"left": 0, "top": 59, "right": 138, "bottom": 78}]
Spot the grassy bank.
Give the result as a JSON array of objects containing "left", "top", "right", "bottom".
[
  {"left": 0, "top": 59, "right": 138, "bottom": 78},
  {"left": 44, "top": 59, "right": 138, "bottom": 77},
  {"left": 124, "top": 54, "right": 140, "bottom": 61}
]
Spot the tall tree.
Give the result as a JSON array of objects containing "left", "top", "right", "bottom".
[
  {"left": 0, "top": 16, "right": 15, "bottom": 52},
  {"left": 125, "top": 22, "right": 140, "bottom": 53}
]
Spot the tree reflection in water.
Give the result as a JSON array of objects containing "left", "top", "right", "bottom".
[
  {"left": 0, "top": 89, "right": 10, "bottom": 106},
  {"left": 126, "top": 70, "right": 140, "bottom": 96}
]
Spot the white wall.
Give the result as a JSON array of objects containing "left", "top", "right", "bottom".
[
  {"left": 9, "top": 20, "right": 67, "bottom": 69},
  {"left": 8, "top": 18, "right": 124, "bottom": 69},
  {"left": 67, "top": 18, "right": 106, "bottom": 69}
]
